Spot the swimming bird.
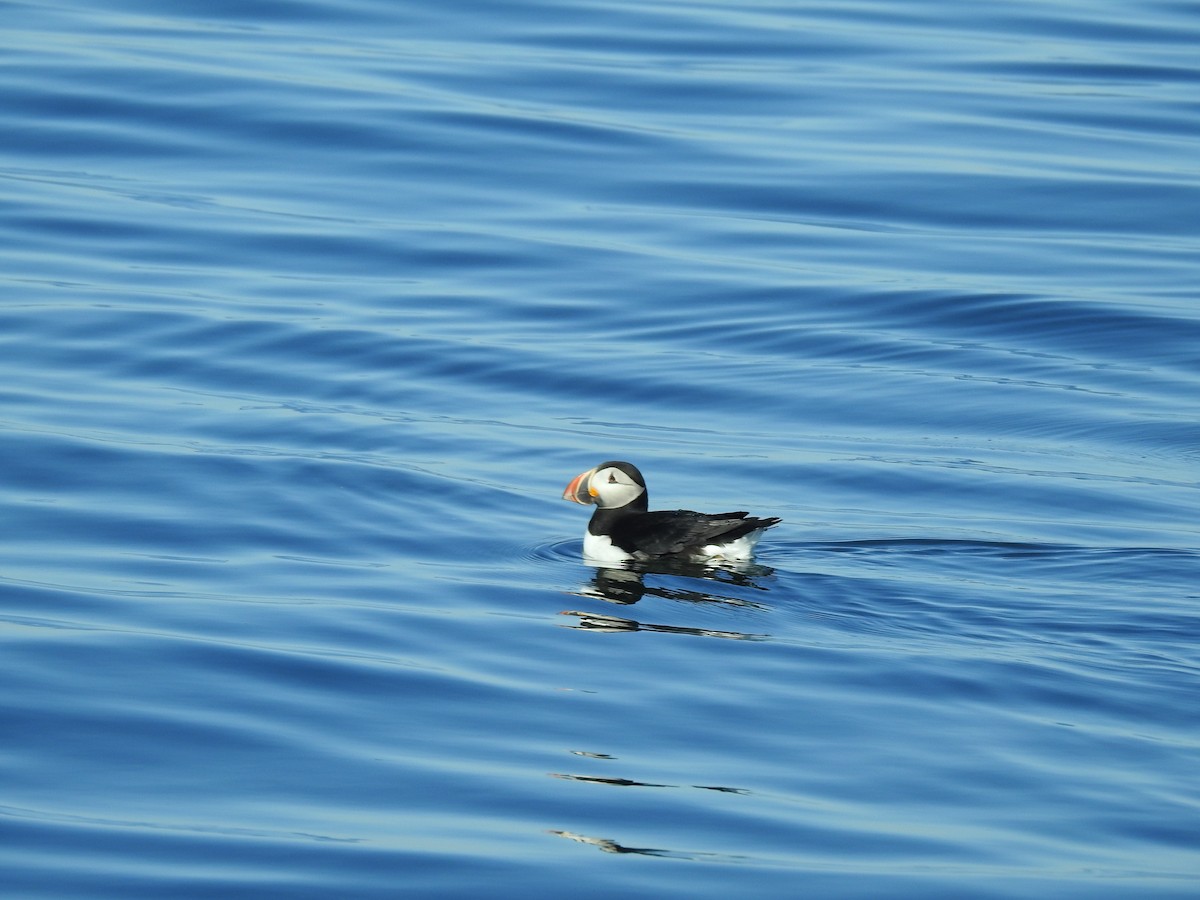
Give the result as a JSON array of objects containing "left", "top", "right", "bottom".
[{"left": 562, "top": 460, "right": 780, "bottom": 563}]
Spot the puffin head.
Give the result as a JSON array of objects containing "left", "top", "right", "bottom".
[{"left": 562, "top": 460, "right": 647, "bottom": 510}]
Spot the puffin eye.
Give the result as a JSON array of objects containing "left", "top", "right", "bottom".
[{"left": 608, "top": 473, "right": 617, "bottom": 483}]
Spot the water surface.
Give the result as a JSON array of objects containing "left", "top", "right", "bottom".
[{"left": 2, "top": 0, "right": 1199, "bottom": 896}]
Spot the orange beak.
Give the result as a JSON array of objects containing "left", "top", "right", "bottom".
[{"left": 562, "top": 467, "right": 597, "bottom": 505}]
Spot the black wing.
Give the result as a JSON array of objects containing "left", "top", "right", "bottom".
[{"left": 610, "top": 510, "right": 779, "bottom": 557}]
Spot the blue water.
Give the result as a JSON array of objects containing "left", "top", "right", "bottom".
[{"left": 3, "top": 0, "right": 1199, "bottom": 896}]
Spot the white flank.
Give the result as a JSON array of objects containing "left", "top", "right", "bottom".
[
  {"left": 696, "top": 529, "right": 765, "bottom": 561},
  {"left": 583, "top": 527, "right": 767, "bottom": 564}
]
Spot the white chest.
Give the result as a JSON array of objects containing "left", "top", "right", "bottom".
[{"left": 582, "top": 532, "right": 635, "bottom": 563}]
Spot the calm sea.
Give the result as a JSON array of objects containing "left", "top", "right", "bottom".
[{"left": 2, "top": 0, "right": 1198, "bottom": 897}]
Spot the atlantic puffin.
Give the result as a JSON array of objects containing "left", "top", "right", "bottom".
[{"left": 562, "top": 460, "right": 781, "bottom": 563}]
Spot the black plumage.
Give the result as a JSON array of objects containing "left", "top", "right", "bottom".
[{"left": 594, "top": 507, "right": 781, "bottom": 558}]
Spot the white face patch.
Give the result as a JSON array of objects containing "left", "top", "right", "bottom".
[{"left": 589, "top": 466, "right": 646, "bottom": 510}]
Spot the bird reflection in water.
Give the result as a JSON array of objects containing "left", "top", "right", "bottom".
[
  {"left": 577, "top": 557, "right": 773, "bottom": 605},
  {"left": 548, "top": 829, "right": 750, "bottom": 863},
  {"left": 548, "top": 830, "right": 677, "bottom": 857},
  {"left": 563, "top": 558, "right": 774, "bottom": 640}
]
